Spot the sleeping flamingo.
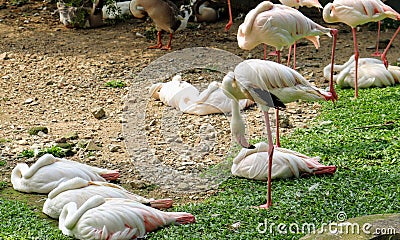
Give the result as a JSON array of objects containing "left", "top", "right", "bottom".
[
  {"left": 43, "top": 177, "right": 173, "bottom": 219},
  {"left": 237, "top": 1, "right": 338, "bottom": 147},
  {"left": 11, "top": 154, "right": 119, "bottom": 194},
  {"left": 279, "top": 0, "right": 322, "bottom": 9},
  {"left": 323, "top": 0, "right": 400, "bottom": 98},
  {"left": 59, "top": 195, "right": 195, "bottom": 239},
  {"left": 324, "top": 54, "right": 400, "bottom": 89},
  {"left": 221, "top": 59, "right": 336, "bottom": 209},
  {"left": 231, "top": 142, "right": 336, "bottom": 181}
]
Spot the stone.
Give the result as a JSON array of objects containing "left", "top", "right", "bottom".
[
  {"left": 28, "top": 126, "right": 48, "bottom": 135},
  {"left": 108, "top": 144, "right": 121, "bottom": 152},
  {"left": 85, "top": 140, "right": 101, "bottom": 151},
  {"left": 91, "top": 107, "right": 106, "bottom": 119}
]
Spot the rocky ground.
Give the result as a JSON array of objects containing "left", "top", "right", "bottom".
[{"left": 1, "top": 0, "right": 399, "bottom": 201}]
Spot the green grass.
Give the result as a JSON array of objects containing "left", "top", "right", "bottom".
[
  {"left": 105, "top": 80, "right": 126, "bottom": 88},
  {"left": 1, "top": 85, "right": 399, "bottom": 239}
]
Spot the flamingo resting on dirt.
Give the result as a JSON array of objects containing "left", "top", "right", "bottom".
[
  {"left": 221, "top": 59, "right": 336, "bottom": 209},
  {"left": 324, "top": 54, "right": 400, "bottom": 89},
  {"left": 11, "top": 154, "right": 119, "bottom": 194},
  {"left": 43, "top": 177, "right": 173, "bottom": 219},
  {"left": 323, "top": 0, "right": 400, "bottom": 98},
  {"left": 237, "top": 1, "right": 338, "bottom": 147},
  {"left": 59, "top": 195, "right": 195, "bottom": 239}
]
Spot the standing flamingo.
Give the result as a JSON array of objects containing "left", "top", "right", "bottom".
[
  {"left": 237, "top": 1, "right": 338, "bottom": 147},
  {"left": 323, "top": 0, "right": 400, "bottom": 98},
  {"left": 59, "top": 195, "right": 195, "bottom": 239},
  {"left": 221, "top": 59, "right": 336, "bottom": 209}
]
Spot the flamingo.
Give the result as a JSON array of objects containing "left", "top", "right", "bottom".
[
  {"left": 59, "top": 195, "right": 195, "bottom": 239},
  {"left": 221, "top": 59, "right": 336, "bottom": 209},
  {"left": 43, "top": 177, "right": 173, "bottom": 219},
  {"left": 150, "top": 75, "right": 254, "bottom": 115},
  {"left": 237, "top": 1, "right": 338, "bottom": 147},
  {"left": 279, "top": 0, "right": 322, "bottom": 9},
  {"left": 129, "top": 0, "right": 191, "bottom": 50},
  {"left": 324, "top": 54, "right": 400, "bottom": 89},
  {"left": 11, "top": 154, "right": 119, "bottom": 194},
  {"left": 323, "top": 0, "right": 400, "bottom": 98},
  {"left": 231, "top": 142, "right": 336, "bottom": 181}
]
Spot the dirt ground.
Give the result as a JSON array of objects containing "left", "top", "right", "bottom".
[{"left": 1, "top": 0, "right": 399, "bottom": 202}]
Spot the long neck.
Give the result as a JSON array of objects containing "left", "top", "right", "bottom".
[
  {"left": 23, "top": 154, "right": 57, "bottom": 179},
  {"left": 322, "top": 3, "right": 337, "bottom": 23},
  {"left": 48, "top": 177, "right": 88, "bottom": 199},
  {"left": 63, "top": 195, "right": 105, "bottom": 230}
]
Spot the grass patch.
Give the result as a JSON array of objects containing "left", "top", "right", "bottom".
[
  {"left": 105, "top": 80, "right": 126, "bottom": 88},
  {"left": 1, "top": 85, "right": 399, "bottom": 239}
]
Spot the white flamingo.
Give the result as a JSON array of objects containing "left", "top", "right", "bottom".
[
  {"left": 11, "top": 154, "right": 119, "bottom": 194},
  {"left": 237, "top": 1, "right": 338, "bottom": 148},
  {"left": 221, "top": 59, "right": 335, "bottom": 209},
  {"left": 324, "top": 55, "right": 400, "bottom": 89},
  {"left": 323, "top": 0, "right": 400, "bottom": 97},
  {"left": 150, "top": 75, "right": 254, "bottom": 115},
  {"left": 279, "top": 0, "right": 322, "bottom": 9},
  {"left": 231, "top": 142, "right": 336, "bottom": 181},
  {"left": 59, "top": 195, "right": 195, "bottom": 239},
  {"left": 43, "top": 177, "right": 173, "bottom": 219}
]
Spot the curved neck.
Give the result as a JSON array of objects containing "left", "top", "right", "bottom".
[
  {"left": 63, "top": 195, "right": 105, "bottom": 229},
  {"left": 322, "top": 3, "right": 337, "bottom": 23},
  {"left": 48, "top": 177, "right": 88, "bottom": 199},
  {"left": 23, "top": 154, "right": 57, "bottom": 179}
]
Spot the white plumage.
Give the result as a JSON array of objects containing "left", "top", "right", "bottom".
[
  {"left": 324, "top": 55, "right": 400, "bottom": 89},
  {"left": 11, "top": 154, "right": 119, "bottom": 194},
  {"left": 59, "top": 195, "right": 195, "bottom": 240},
  {"left": 150, "top": 75, "right": 254, "bottom": 115},
  {"left": 43, "top": 177, "right": 173, "bottom": 219},
  {"left": 279, "top": 0, "right": 322, "bottom": 9},
  {"left": 237, "top": 1, "right": 332, "bottom": 52},
  {"left": 231, "top": 142, "right": 336, "bottom": 181},
  {"left": 102, "top": 1, "right": 131, "bottom": 19}
]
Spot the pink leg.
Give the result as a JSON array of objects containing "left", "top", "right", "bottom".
[
  {"left": 352, "top": 28, "right": 359, "bottom": 98},
  {"left": 263, "top": 44, "right": 267, "bottom": 60},
  {"left": 371, "top": 21, "right": 382, "bottom": 57},
  {"left": 275, "top": 109, "right": 280, "bottom": 147},
  {"left": 276, "top": 50, "right": 281, "bottom": 64},
  {"left": 329, "top": 29, "right": 338, "bottom": 101},
  {"left": 259, "top": 110, "right": 274, "bottom": 209},
  {"left": 381, "top": 26, "right": 400, "bottom": 68},
  {"left": 293, "top": 42, "right": 297, "bottom": 70},
  {"left": 287, "top": 45, "right": 292, "bottom": 67},
  {"left": 225, "top": 0, "right": 233, "bottom": 31}
]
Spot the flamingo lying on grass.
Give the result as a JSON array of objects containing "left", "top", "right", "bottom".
[
  {"left": 323, "top": 0, "right": 400, "bottom": 98},
  {"left": 221, "top": 59, "right": 336, "bottom": 209},
  {"left": 231, "top": 142, "right": 336, "bottom": 181},
  {"left": 43, "top": 177, "right": 173, "bottom": 219},
  {"left": 324, "top": 54, "right": 400, "bottom": 89},
  {"left": 11, "top": 154, "right": 119, "bottom": 194},
  {"left": 59, "top": 195, "right": 195, "bottom": 239},
  {"left": 237, "top": 1, "right": 338, "bottom": 147}
]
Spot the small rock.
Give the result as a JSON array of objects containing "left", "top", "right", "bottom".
[
  {"left": 129, "top": 179, "right": 152, "bottom": 189},
  {"left": 85, "top": 140, "right": 101, "bottom": 151},
  {"left": 24, "top": 98, "right": 34, "bottom": 104},
  {"left": 28, "top": 126, "right": 48, "bottom": 135},
  {"left": 91, "top": 107, "right": 106, "bottom": 119},
  {"left": 108, "top": 144, "right": 121, "bottom": 152},
  {"left": 0, "top": 52, "right": 9, "bottom": 60},
  {"left": 64, "top": 131, "right": 79, "bottom": 140}
]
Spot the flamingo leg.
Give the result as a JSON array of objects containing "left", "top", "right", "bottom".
[
  {"left": 329, "top": 29, "right": 338, "bottom": 101},
  {"left": 148, "top": 31, "right": 163, "bottom": 49},
  {"left": 275, "top": 109, "right": 280, "bottom": 147},
  {"left": 381, "top": 26, "right": 400, "bottom": 68},
  {"left": 293, "top": 42, "right": 297, "bottom": 70},
  {"left": 287, "top": 45, "right": 292, "bottom": 67},
  {"left": 352, "top": 27, "right": 359, "bottom": 98},
  {"left": 371, "top": 21, "right": 382, "bottom": 57},
  {"left": 263, "top": 44, "right": 267, "bottom": 60},
  {"left": 225, "top": 0, "right": 233, "bottom": 31},
  {"left": 161, "top": 33, "right": 173, "bottom": 50},
  {"left": 259, "top": 110, "right": 274, "bottom": 209}
]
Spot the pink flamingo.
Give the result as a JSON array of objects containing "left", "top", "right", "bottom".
[
  {"left": 279, "top": 0, "right": 322, "bottom": 9},
  {"left": 237, "top": 1, "right": 338, "bottom": 147},
  {"left": 222, "top": 59, "right": 336, "bottom": 209},
  {"left": 323, "top": 0, "right": 400, "bottom": 98}
]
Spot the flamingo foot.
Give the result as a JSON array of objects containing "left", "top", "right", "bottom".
[
  {"left": 268, "top": 50, "right": 278, "bottom": 56},
  {"left": 371, "top": 51, "right": 382, "bottom": 57},
  {"left": 225, "top": 21, "right": 233, "bottom": 32},
  {"left": 149, "top": 198, "right": 173, "bottom": 209},
  {"left": 259, "top": 202, "right": 272, "bottom": 209},
  {"left": 100, "top": 170, "right": 119, "bottom": 181},
  {"left": 160, "top": 45, "right": 171, "bottom": 51},
  {"left": 175, "top": 214, "right": 196, "bottom": 224},
  {"left": 381, "top": 55, "right": 389, "bottom": 68}
]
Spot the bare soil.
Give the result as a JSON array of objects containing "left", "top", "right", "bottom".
[{"left": 1, "top": 0, "right": 399, "bottom": 203}]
